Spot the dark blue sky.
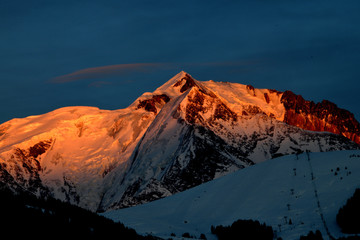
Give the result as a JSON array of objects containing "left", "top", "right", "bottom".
[{"left": 1, "top": 0, "right": 360, "bottom": 123}]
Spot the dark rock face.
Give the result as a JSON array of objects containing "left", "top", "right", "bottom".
[
  {"left": 281, "top": 90, "right": 360, "bottom": 144},
  {"left": 136, "top": 94, "right": 170, "bottom": 114},
  {"left": 185, "top": 89, "right": 206, "bottom": 124},
  {"left": 173, "top": 73, "right": 197, "bottom": 93},
  {"left": 264, "top": 93, "right": 270, "bottom": 104},
  {"left": 0, "top": 139, "right": 82, "bottom": 205},
  {"left": 160, "top": 125, "right": 252, "bottom": 192},
  {"left": 184, "top": 87, "right": 237, "bottom": 125},
  {"left": 246, "top": 85, "right": 256, "bottom": 96},
  {"left": 29, "top": 140, "right": 52, "bottom": 159},
  {"left": 0, "top": 140, "right": 53, "bottom": 196},
  {"left": 0, "top": 163, "right": 23, "bottom": 191},
  {"left": 269, "top": 89, "right": 283, "bottom": 95},
  {"left": 214, "top": 102, "right": 238, "bottom": 122},
  {"left": 115, "top": 124, "right": 253, "bottom": 209},
  {"left": 244, "top": 105, "right": 265, "bottom": 115}
]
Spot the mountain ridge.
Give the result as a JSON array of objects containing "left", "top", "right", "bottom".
[{"left": 0, "top": 71, "right": 359, "bottom": 211}]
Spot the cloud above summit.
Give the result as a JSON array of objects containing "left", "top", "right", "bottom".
[
  {"left": 49, "top": 61, "right": 257, "bottom": 84},
  {"left": 50, "top": 63, "right": 167, "bottom": 83}
]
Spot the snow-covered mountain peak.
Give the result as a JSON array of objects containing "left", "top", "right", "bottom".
[
  {"left": 128, "top": 71, "right": 197, "bottom": 114},
  {"left": 132, "top": 71, "right": 286, "bottom": 126},
  {"left": 152, "top": 71, "right": 199, "bottom": 98},
  {"left": 0, "top": 71, "right": 359, "bottom": 212},
  {"left": 154, "top": 71, "right": 193, "bottom": 92}
]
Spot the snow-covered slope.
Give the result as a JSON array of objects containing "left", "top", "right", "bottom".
[
  {"left": 103, "top": 150, "right": 360, "bottom": 240},
  {"left": 0, "top": 71, "right": 359, "bottom": 211},
  {"left": 0, "top": 106, "right": 158, "bottom": 210}
]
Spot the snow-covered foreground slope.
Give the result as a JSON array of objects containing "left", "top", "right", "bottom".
[{"left": 103, "top": 150, "right": 360, "bottom": 240}]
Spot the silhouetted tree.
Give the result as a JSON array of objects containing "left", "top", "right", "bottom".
[
  {"left": 337, "top": 188, "right": 360, "bottom": 233},
  {"left": 199, "top": 233, "right": 207, "bottom": 239},
  {"left": 299, "top": 230, "right": 323, "bottom": 240},
  {"left": 182, "top": 232, "right": 193, "bottom": 238},
  {"left": 211, "top": 219, "right": 273, "bottom": 240},
  {"left": 0, "top": 187, "right": 158, "bottom": 240}
]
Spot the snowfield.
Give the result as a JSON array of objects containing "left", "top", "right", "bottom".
[{"left": 103, "top": 150, "right": 360, "bottom": 240}]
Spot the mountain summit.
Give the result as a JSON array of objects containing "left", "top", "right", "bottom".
[{"left": 0, "top": 72, "right": 358, "bottom": 211}]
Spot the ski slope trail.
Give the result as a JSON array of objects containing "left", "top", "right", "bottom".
[{"left": 306, "top": 151, "right": 334, "bottom": 239}]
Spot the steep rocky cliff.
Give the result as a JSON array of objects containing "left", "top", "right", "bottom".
[{"left": 281, "top": 90, "right": 360, "bottom": 144}]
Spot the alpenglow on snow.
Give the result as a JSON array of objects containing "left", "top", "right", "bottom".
[{"left": 0, "top": 71, "right": 358, "bottom": 211}]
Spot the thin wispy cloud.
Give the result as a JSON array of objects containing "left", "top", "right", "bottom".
[
  {"left": 50, "top": 63, "right": 167, "bottom": 83},
  {"left": 49, "top": 61, "right": 259, "bottom": 84}
]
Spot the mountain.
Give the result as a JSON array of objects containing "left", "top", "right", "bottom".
[
  {"left": 0, "top": 71, "right": 358, "bottom": 211},
  {"left": 103, "top": 150, "right": 360, "bottom": 240}
]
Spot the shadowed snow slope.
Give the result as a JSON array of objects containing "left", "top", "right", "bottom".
[{"left": 103, "top": 150, "right": 360, "bottom": 240}]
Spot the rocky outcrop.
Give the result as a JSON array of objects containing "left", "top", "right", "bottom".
[
  {"left": 246, "top": 84, "right": 256, "bottom": 96},
  {"left": 0, "top": 140, "right": 52, "bottom": 197},
  {"left": 173, "top": 73, "right": 197, "bottom": 93},
  {"left": 184, "top": 86, "right": 237, "bottom": 125},
  {"left": 281, "top": 91, "right": 360, "bottom": 144},
  {"left": 136, "top": 94, "right": 170, "bottom": 114},
  {"left": 264, "top": 93, "right": 270, "bottom": 104}
]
